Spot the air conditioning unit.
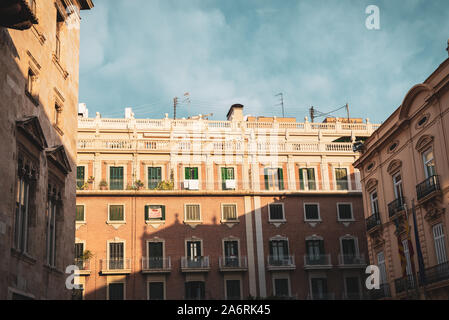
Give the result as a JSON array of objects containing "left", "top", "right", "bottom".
[
  {"left": 185, "top": 180, "right": 199, "bottom": 190},
  {"left": 225, "top": 179, "right": 236, "bottom": 190}
]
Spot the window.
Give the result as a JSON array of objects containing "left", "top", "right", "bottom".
[
  {"left": 269, "top": 239, "right": 289, "bottom": 265},
  {"left": 108, "top": 283, "right": 124, "bottom": 300},
  {"left": 109, "top": 167, "right": 124, "bottom": 190},
  {"left": 264, "top": 168, "right": 284, "bottom": 191},
  {"left": 222, "top": 204, "right": 238, "bottom": 222},
  {"left": 269, "top": 203, "right": 284, "bottom": 221},
  {"left": 393, "top": 172, "right": 403, "bottom": 199},
  {"left": 72, "top": 285, "right": 84, "bottom": 300},
  {"left": 221, "top": 167, "right": 235, "bottom": 190},
  {"left": 14, "top": 167, "right": 31, "bottom": 253},
  {"left": 345, "top": 277, "right": 360, "bottom": 299},
  {"left": 402, "top": 239, "right": 413, "bottom": 279},
  {"left": 55, "top": 10, "right": 64, "bottom": 61},
  {"left": 311, "top": 278, "right": 328, "bottom": 300},
  {"left": 341, "top": 238, "right": 358, "bottom": 264},
  {"left": 148, "top": 282, "right": 164, "bottom": 300},
  {"left": 46, "top": 186, "right": 59, "bottom": 267},
  {"left": 26, "top": 68, "right": 38, "bottom": 104},
  {"left": 185, "top": 167, "right": 199, "bottom": 180},
  {"left": 299, "top": 168, "right": 316, "bottom": 190},
  {"left": 337, "top": 203, "right": 353, "bottom": 221},
  {"left": 109, "top": 242, "right": 124, "bottom": 270},
  {"left": 145, "top": 205, "right": 165, "bottom": 221},
  {"left": 186, "top": 241, "right": 202, "bottom": 260},
  {"left": 224, "top": 240, "right": 239, "bottom": 267},
  {"left": 370, "top": 191, "right": 379, "bottom": 215},
  {"left": 185, "top": 204, "right": 201, "bottom": 222},
  {"left": 335, "top": 168, "right": 349, "bottom": 190},
  {"left": 54, "top": 103, "right": 63, "bottom": 130},
  {"left": 75, "top": 242, "right": 84, "bottom": 269},
  {"left": 147, "top": 242, "right": 164, "bottom": 269},
  {"left": 109, "top": 205, "right": 124, "bottom": 222},
  {"left": 377, "top": 252, "right": 387, "bottom": 284},
  {"left": 306, "top": 239, "right": 325, "bottom": 264},
  {"left": 304, "top": 203, "right": 320, "bottom": 221},
  {"left": 226, "top": 280, "right": 241, "bottom": 300},
  {"left": 185, "top": 281, "right": 205, "bottom": 300},
  {"left": 433, "top": 223, "right": 448, "bottom": 265},
  {"left": 423, "top": 149, "right": 436, "bottom": 178},
  {"left": 274, "top": 278, "right": 289, "bottom": 297},
  {"left": 148, "top": 167, "right": 162, "bottom": 189},
  {"left": 76, "top": 205, "right": 84, "bottom": 222},
  {"left": 76, "top": 166, "right": 85, "bottom": 189}
]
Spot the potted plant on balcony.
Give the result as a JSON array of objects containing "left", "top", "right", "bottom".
[
  {"left": 99, "top": 180, "right": 108, "bottom": 190},
  {"left": 155, "top": 180, "right": 174, "bottom": 190},
  {"left": 134, "top": 180, "right": 144, "bottom": 190}
]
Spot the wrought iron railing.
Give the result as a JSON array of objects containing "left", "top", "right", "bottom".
[
  {"left": 416, "top": 175, "right": 440, "bottom": 200},
  {"left": 388, "top": 197, "right": 406, "bottom": 218},
  {"left": 142, "top": 257, "right": 171, "bottom": 271},
  {"left": 366, "top": 212, "right": 381, "bottom": 231},
  {"left": 338, "top": 254, "right": 366, "bottom": 266},
  {"left": 418, "top": 261, "right": 449, "bottom": 285},
  {"left": 181, "top": 256, "right": 210, "bottom": 269},
  {"left": 219, "top": 256, "right": 248, "bottom": 269},
  {"left": 100, "top": 258, "right": 131, "bottom": 271},
  {"left": 394, "top": 274, "right": 416, "bottom": 294},
  {"left": 304, "top": 254, "right": 331, "bottom": 267},
  {"left": 369, "top": 283, "right": 391, "bottom": 300},
  {"left": 267, "top": 255, "right": 295, "bottom": 268}
]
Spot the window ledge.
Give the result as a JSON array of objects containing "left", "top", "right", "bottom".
[
  {"left": 106, "top": 221, "right": 126, "bottom": 230},
  {"left": 75, "top": 221, "right": 86, "bottom": 230},
  {"left": 145, "top": 220, "right": 166, "bottom": 229},
  {"left": 10, "top": 248, "right": 37, "bottom": 265},
  {"left": 43, "top": 264, "right": 64, "bottom": 276},
  {"left": 304, "top": 219, "right": 322, "bottom": 227},
  {"left": 220, "top": 220, "right": 239, "bottom": 228},
  {"left": 184, "top": 221, "right": 203, "bottom": 229},
  {"left": 268, "top": 219, "right": 287, "bottom": 228}
]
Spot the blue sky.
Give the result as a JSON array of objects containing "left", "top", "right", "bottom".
[{"left": 79, "top": 0, "right": 449, "bottom": 123}]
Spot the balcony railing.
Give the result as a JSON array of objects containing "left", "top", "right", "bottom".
[
  {"left": 141, "top": 257, "right": 171, "bottom": 273},
  {"left": 394, "top": 274, "right": 416, "bottom": 294},
  {"left": 74, "top": 258, "right": 90, "bottom": 272},
  {"left": 366, "top": 212, "right": 382, "bottom": 231},
  {"left": 100, "top": 258, "right": 131, "bottom": 274},
  {"left": 369, "top": 283, "right": 391, "bottom": 300},
  {"left": 418, "top": 261, "right": 449, "bottom": 286},
  {"left": 303, "top": 254, "right": 332, "bottom": 269},
  {"left": 306, "top": 293, "right": 335, "bottom": 300},
  {"left": 181, "top": 256, "right": 210, "bottom": 271},
  {"left": 218, "top": 256, "right": 248, "bottom": 271},
  {"left": 267, "top": 255, "right": 296, "bottom": 270},
  {"left": 337, "top": 254, "right": 366, "bottom": 267},
  {"left": 416, "top": 175, "right": 440, "bottom": 201},
  {"left": 388, "top": 197, "right": 406, "bottom": 218}
]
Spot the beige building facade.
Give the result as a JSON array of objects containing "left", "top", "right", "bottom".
[
  {"left": 75, "top": 104, "right": 381, "bottom": 300},
  {"left": 0, "top": 0, "right": 93, "bottom": 299},
  {"left": 354, "top": 43, "right": 449, "bottom": 299}
]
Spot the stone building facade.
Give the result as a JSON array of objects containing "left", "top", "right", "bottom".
[
  {"left": 0, "top": 0, "right": 93, "bottom": 299},
  {"left": 75, "top": 104, "right": 380, "bottom": 300},
  {"left": 354, "top": 42, "right": 449, "bottom": 299}
]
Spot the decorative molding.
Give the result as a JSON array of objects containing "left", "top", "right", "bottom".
[
  {"left": 145, "top": 221, "right": 165, "bottom": 229},
  {"left": 387, "top": 159, "right": 402, "bottom": 175},
  {"left": 415, "top": 135, "right": 434, "bottom": 153},
  {"left": 365, "top": 178, "right": 378, "bottom": 192}
]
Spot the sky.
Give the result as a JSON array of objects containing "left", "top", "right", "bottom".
[{"left": 78, "top": 0, "right": 449, "bottom": 123}]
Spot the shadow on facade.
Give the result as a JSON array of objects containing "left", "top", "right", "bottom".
[{"left": 78, "top": 193, "right": 370, "bottom": 300}]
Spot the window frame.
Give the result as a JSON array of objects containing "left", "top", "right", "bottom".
[
  {"left": 422, "top": 148, "right": 436, "bottom": 179},
  {"left": 268, "top": 203, "right": 286, "bottom": 222},
  {"left": 147, "top": 280, "right": 166, "bottom": 300},
  {"left": 107, "top": 204, "right": 126, "bottom": 224},
  {"left": 221, "top": 203, "right": 238, "bottom": 222},
  {"left": 108, "top": 165, "right": 125, "bottom": 191},
  {"left": 303, "top": 203, "right": 321, "bottom": 222},
  {"left": 336, "top": 202, "right": 354, "bottom": 221},
  {"left": 184, "top": 203, "right": 202, "bottom": 223},
  {"left": 107, "top": 281, "right": 126, "bottom": 301},
  {"left": 263, "top": 167, "right": 285, "bottom": 191},
  {"left": 76, "top": 204, "right": 86, "bottom": 223},
  {"left": 147, "top": 166, "right": 163, "bottom": 190},
  {"left": 298, "top": 166, "right": 317, "bottom": 191},
  {"left": 334, "top": 167, "right": 350, "bottom": 191},
  {"left": 144, "top": 204, "right": 166, "bottom": 222},
  {"left": 272, "top": 275, "right": 291, "bottom": 298},
  {"left": 224, "top": 278, "right": 242, "bottom": 300}
]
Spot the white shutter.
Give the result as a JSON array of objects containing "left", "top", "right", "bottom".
[
  {"left": 433, "top": 223, "right": 448, "bottom": 265},
  {"left": 377, "top": 252, "right": 387, "bottom": 284}
]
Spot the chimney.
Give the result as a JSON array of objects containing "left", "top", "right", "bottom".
[{"left": 226, "top": 104, "right": 244, "bottom": 121}]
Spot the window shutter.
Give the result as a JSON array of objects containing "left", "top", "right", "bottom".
[
  {"left": 221, "top": 167, "right": 227, "bottom": 190},
  {"left": 161, "top": 205, "right": 166, "bottom": 220},
  {"left": 308, "top": 168, "right": 316, "bottom": 190},
  {"left": 193, "top": 168, "right": 198, "bottom": 180},
  {"left": 264, "top": 168, "right": 269, "bottom": 190},
  {"left": 185, "top": 167, "right": 190, "bottom": 180},
  {"left": 144, "top": 205, "right": 149, "bottom": 220},
  {"left": 278, "top": 168, "right": 284, "bottom": 190},
  {"left": 299, "top": 169, "right": 304, "bottom": 190}
]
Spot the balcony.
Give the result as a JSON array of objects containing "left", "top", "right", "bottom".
[
  {"left": 74, "top": 258, "right": 91, "bottom": 276},
  {"left": 337, "top": 254, "right": 366, "bottom": 268},
  {"left": 369, "top": 283, "right": 391, "bottom": 300},
  {"left": 181, "top": 256, "right": 210, "bottom": 273},
  {"left": 394, "top": 274, "right": 416, "bottom": 294},
  {"left": 416, "top": 175, "right": 441, "bottom": 202},
  {"left": 388, "top": 197, "right": 406, "bottom": 219},
  {"left": 418, "top": 261, "right": 449, "bottom": 286},
  {"left": 0, "top": 0, "right": 38, "bottom": 30},
  {"left": 218, "top": 256, "right": 248, "bottom": 272},
  {"left": 267, "top": 255, "right": 296, "bottom": 271},
  {"left": 366, "top": 212, "right": 382, "bottom": 232},
  {"left": 100, "top": 258, "right": 131, "bottom": 275},
  {"left": 303, "top": 254, "right": 332, "bottom": 270},
  {"left": 141, "top": 257, "right": 171, "bottom": 274}
]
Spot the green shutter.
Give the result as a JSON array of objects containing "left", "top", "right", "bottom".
[
  {"left": 278, "top": 168, "right": 284, "bottom": 190},
  {"left": 264, "top": 168, "right": 269, "bottom": 190},
  {"left": 76, "top": 205, "right": 84, "bottom": 221},
  {"left": 145, "top": 205, "right": 149, "bottom": 220},
  {"left": 110, "top": 167, "right": 124, "bottom": 190},
  {"left": 299, "top": 169, "right": 304, "bottom": 190},
  {"left": 193, "top": 168, "right": 198, "bottom": 180},
  {"left": 308, "top": 168, "right": 316, "bottom": 190},
  {"left": 221, "top": 167, "right": 227, "bottom": 190},
  {"left": 161, "top": 205, "right": 166, "bottom": 220},
  {"left": 76, "top": 167, "right": 85, "bottom": 188},
  {"left": 185, "top": 167, "right": 191, "bottom": 180},
  {"left": 148, "top": 167, "right": 162, "bottom": 189}
]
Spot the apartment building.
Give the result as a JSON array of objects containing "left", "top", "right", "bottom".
[
  {"left": 75, "top": 103, "right": 381, "bottom": 300},
  {"left": 354, "top": 42, "right": 449, "bottom": 299},
  {"left": 0, "top": 0, "right": 94, "bottom": 299}
]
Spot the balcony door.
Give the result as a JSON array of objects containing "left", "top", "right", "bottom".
[
  {"left": 393, "top": 173, "right": 403, "bottom": 199},
  {"left": 306, "top": 239, "right": 325, "bottom": 264},
  {"left": 221, "top": 167, "right": 235, "bottom": 190},
  {"left": 345, "top": 277, "right": 361, "bottom": 299},
  {"left": 270, "top": 239, "right": 288, "bottom": 265},
  {"left": 148, "top": 242, "right": 163, "bottom": 269},
  {"left": 187, "top": 241, "right": 201, "bottom": 267},
  {"left": 341, "top": 238, "right": 357, "bottom": 264},
  {"left": 109, "top": 242, "right": 124, "bottom": 269},
  {"left": 224, "top": 240, "right": 239, "bottom": 267},
  {"left": 423, "top": 149, "right": 436, "bottom": 178},
  {"left": 311, "top": 278, "right": 328, "bottom": 300},
  {"left": 110, "top": 167, "right": 124, "bottom": 190}
]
